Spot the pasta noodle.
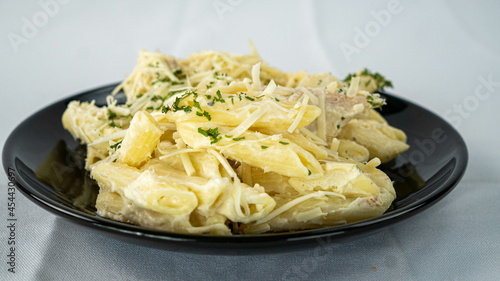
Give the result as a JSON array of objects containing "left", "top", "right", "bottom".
[{"left": 62, "top": 44, "right": 408, "bottom": 235}]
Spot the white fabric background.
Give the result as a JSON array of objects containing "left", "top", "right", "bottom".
[{"left": 1, "top": 1, "right": 499, "bottom": 280}]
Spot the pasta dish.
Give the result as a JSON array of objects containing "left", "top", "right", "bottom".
[{"left": 62, "top": 43, "right": 409, "bottom": 235}]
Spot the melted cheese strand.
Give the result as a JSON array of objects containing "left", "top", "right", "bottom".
[
  {"left": 317, "top": 90, "right": 327, "bottom": 142},
  {"left": 226, "top": 104, "right": 268, "bottom": 138},
  {"left": 207, "top": 148, "right": 237, "bottom": 178},
  {"left": 251, "top": 62, "right": 262, "bottom": 91},
  {"left": 255, "top": 191, "right": 345, "bottom": 225},
  {"left": 159, "top": 149, "right": 203, "bottom": 160},
  {"left": 347, "top": 77, "right": 360, "bottom": 97},
  {"left": 175, "top": 137, "right": 195, "bottom": 176},
  {"left": 287, "top": 94, "right": 309, "bottom": 133},
  {"left": 88, "top": 130, "right": 127, "bottom": 146}
]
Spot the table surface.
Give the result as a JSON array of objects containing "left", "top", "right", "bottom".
[{"left": 1, "top": 1, "right": 499, "bottom": 280}]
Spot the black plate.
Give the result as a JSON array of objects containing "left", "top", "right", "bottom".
[{"left": 2, "top": 83, "right": 468, "bottom": 255}]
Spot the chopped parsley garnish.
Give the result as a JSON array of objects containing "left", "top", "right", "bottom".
[
  {"left": 164, "top": 91, "right": 198, "bottom": 113},
  {"left": 213, "top": 90, "right": 225, "bottom": 103},
  {"left": 308, "top": 170, "right": 312, "bottom": 176},
  {"left": 279, "top": 141, "right": 289, "bottom": 145},
  {"left": 214, "top": 72, "right": 227, "bottom": 80},
  {"left": 336, "top": 125, "right": 340, "bottom": 129},
  {"left": 110, "top": 140, "right": 123, "bottom": 150},
  {"left": 256, "top": 94, "right": 265, "bottom": 99},
  {"left": 224, "top": 135, "right": 233, "bottom": 138},
  {"left": 261, "top": 145, "right": 269, "bottom": 149},
  {"left": 173, "top": 69, "right": 186, "bottom": 80},
  {"left": 245, "top": 96, "right": 255, "bottom": 101},
  {"left": 196, "top": 110, "right": 212, "bottom": 121},
  {"left": 109, "top": 120, "right": 121, "bottom": 128},
  {"left": 193, "top": 99, "right": 201, "bottom": 110},
  {"left": 151, "top": 77, "right": 170, "bottom": 85},
  {"left": 107, "top": 109, "right": 117, "bottom": 120},
  {"left": 161, "top": 105, "right": 170, "bottom": 113},
  {"left": 344, "top": 69, "right": 393, "bottom": 90},
  {"left": 206, "top": 84, "right": 212, "bottom": 89},
  {"left": 366, "top": 95, "right": 384, "bottom": 108},
  {"left": 169, "top": 89, "right": 187, "bottom": 94},
  {"left": 198, "top": 127, "right": 221, "bottom": 144},
  {"left": 275, "top": 97, "right": 280, "bottom": 102},
  {"left": 233, "top": 136, "right": 245, "bottom": 141},
  {"left": 341, "top": 116, "right": 345, "bottom": 121},
  {"left": 107, "top": 109, "right": 122, "bottom": 128}
]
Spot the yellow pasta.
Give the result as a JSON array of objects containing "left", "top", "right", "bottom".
[
  {"left": 63, "top": 45, "right": 408, "bottom": 235},
  {"left": 118, "top": 111, "right": 163, "bottom": 167},
  {"left": 338, "top": 118, "right": 409, "bottom": 163}
]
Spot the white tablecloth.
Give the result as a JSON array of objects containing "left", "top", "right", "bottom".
[{"left": 1, "top": 1, "right": 499, "bottom": 280}]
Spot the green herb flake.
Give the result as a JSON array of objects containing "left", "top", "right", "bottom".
[
  {"left": 161, "top": 105, "right": 171, "bottom": 113},
  {"left": 279, "top": 141, "right": 289, "bottom": 145},
  {"left": 203, "top": 111, "right": 211, "bottom": 121},
  {"left": 233, "top": 136, "right": 245, "bottom": 141},
  {"left": 198, "top": 127, "right": 221, "bottom": 144},
  {"left": 245, "top": 96, "right": 255, "bottom": 101},
  {"left": 213, "top": 90, "right": 226, "bottom": 103},
  {"left": 261, "top": 145, "right": 269, "bottom": 149},
  {"left": 110, "top": 140, "right": 123, "bottom": 150},
  {"left": 109, "top": 120, "right": 122, "bottom": 128},
  {"left": 193, "top": 99, "right": 201, "bottom": 110},
  {"left": 107, "top": 109, "right": 117, "bottom": 120},
  {"left": 308, "top": 170, "right": 312, "bottom": 176},
  {"left": 173, "top": 69, "right": 186, "bottom": 80}
]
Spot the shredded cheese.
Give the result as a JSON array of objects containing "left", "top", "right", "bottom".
[
  {"left": 227, "top": 104, "right": 268, "bottom": 138},
  {"left": 88, "top": 130, "right": 127, "bottom": 146},
  {"left": 255, "top": 191, "right": 345, "bottom": 225},
  {"left": 347, "top": 77, "right": 360, "bottom": 97},
  {"left": 287, "top": 94, "right": 309, "bottom": 133},
  {"left": 251, "top": 62, "right": 262, "bottom": 91},
  {"left": 159, "top": 148, "right": 203, "bottom": 160},
  {"left": 261, "top": 79, "right": 277, "bottom": 97},
  {"left": 298, "top": 86, "right": 319, "bottom": 105},
  {"left": 207, "top": 148, "right": 237, "bottom": 178},
  {"left": 317, "top": 90, "right": 327, "bottom": 141},
  {"left": 175, "top": 137, "right": 196, "bottom": 176}
]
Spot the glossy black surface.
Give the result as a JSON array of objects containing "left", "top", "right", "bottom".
[{"left": 2, "top": 83, "right": 468, "bottom": 255}]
